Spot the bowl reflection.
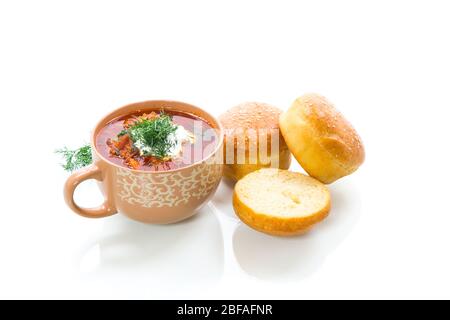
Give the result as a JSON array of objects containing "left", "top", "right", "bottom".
[{"left": 76, "top": 203, "right": 224, "bottom": 297}]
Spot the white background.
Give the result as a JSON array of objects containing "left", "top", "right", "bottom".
[{"left": 1, "top": 0, "right": 449, "bottom": 299}]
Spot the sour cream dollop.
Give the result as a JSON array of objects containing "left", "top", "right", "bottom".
[
  {"left": 166, "top": 125, "right": 195, "bottom": 157},
  {"left": 134, "top": 124, "right": 194, "bottom": 158}
]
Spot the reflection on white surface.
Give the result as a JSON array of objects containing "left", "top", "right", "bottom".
[
  {"left": 231, "top": 180, "right": 362, "bottom": 281},
  {"left": 79, "top": 244, "right": 101, "bottom": 273},
  {"left": 75, "top": 204, "right": 224, "bottom": 298},
  {"left": 210, "top": 178, "right": 238, "bottom": 220}
]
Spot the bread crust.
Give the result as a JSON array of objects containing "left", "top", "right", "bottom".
[
  {"left": 219, "top": 102, "right": 291, "bottom": 181},
  {"left": 232, "top": 169, "right": 331, "bottom": 236},
  {"left": 279, "top": 94, "right": 365, "bottom": 184}
]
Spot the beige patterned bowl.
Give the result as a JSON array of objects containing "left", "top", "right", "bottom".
[{"left": 64, "top": 100, "right": 224, "bottom": 224}]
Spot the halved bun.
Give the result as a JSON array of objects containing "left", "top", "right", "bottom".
[{"left": 233, "top": 168, "right": 331, "bottom": 236}]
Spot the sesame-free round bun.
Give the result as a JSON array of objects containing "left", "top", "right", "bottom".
[
  {"left": 219, "top": 102, "right": 291, "bottom": 181},
  {"left": 233, "top": 168, "right": 331, "bottom": 236},
  {"left": 279, "top": 94, "right": 365, "bottom": 184}
]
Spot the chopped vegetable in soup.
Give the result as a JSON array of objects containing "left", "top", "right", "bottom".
[{"left": 96, "top": 110, "right": 218, "bottom": 171}]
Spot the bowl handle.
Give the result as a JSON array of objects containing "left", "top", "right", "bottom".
[{"left": 64, "top": 164, "right": 117, "bottom": 218}]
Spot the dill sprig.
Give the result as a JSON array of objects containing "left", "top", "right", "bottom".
[
  {"left": 56, "top": 144, "right": 93, "bottom": 172},
  {"left": 127, "top": 113, "right": 178, "bottom": 158}
]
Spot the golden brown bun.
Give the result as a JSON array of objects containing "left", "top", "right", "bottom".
[
  {"left": 279, "top": 94, "right": 365, "bottom": 184},
  {"left": 233, "top": 168, "right": 330, "bottom": 236},
  {"left": 219, "top": 102, "right": 291, "bottom": 181}
]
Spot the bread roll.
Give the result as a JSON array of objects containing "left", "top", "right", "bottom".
[
  {"left": 233, "top": 168, "right": 330, "bottom": 236},
  {"left": 279, "top": 94, "right": 365, "bottom": 184},
  {"left": 219, "top": 102, "right": 291, "bottom": 181}
]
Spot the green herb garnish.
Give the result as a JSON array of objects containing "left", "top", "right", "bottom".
[
  {"left": 127, "top": 113, "right": 178, "bottom": 158},
  {"left": 56, "top": 144, "right": 93, "bottom": 172}
]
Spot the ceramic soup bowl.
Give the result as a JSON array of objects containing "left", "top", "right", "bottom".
[{"left": 64, "top": 100, "right": 224, "bottom": 224}]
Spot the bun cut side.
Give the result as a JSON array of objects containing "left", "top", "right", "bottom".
[{"left": 233, "top": 168, "right": 331, "bottom": 236}]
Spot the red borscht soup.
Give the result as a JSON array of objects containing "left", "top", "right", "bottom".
[{"left": 96, "top": 110, "right": 218, "bottom": 171}]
